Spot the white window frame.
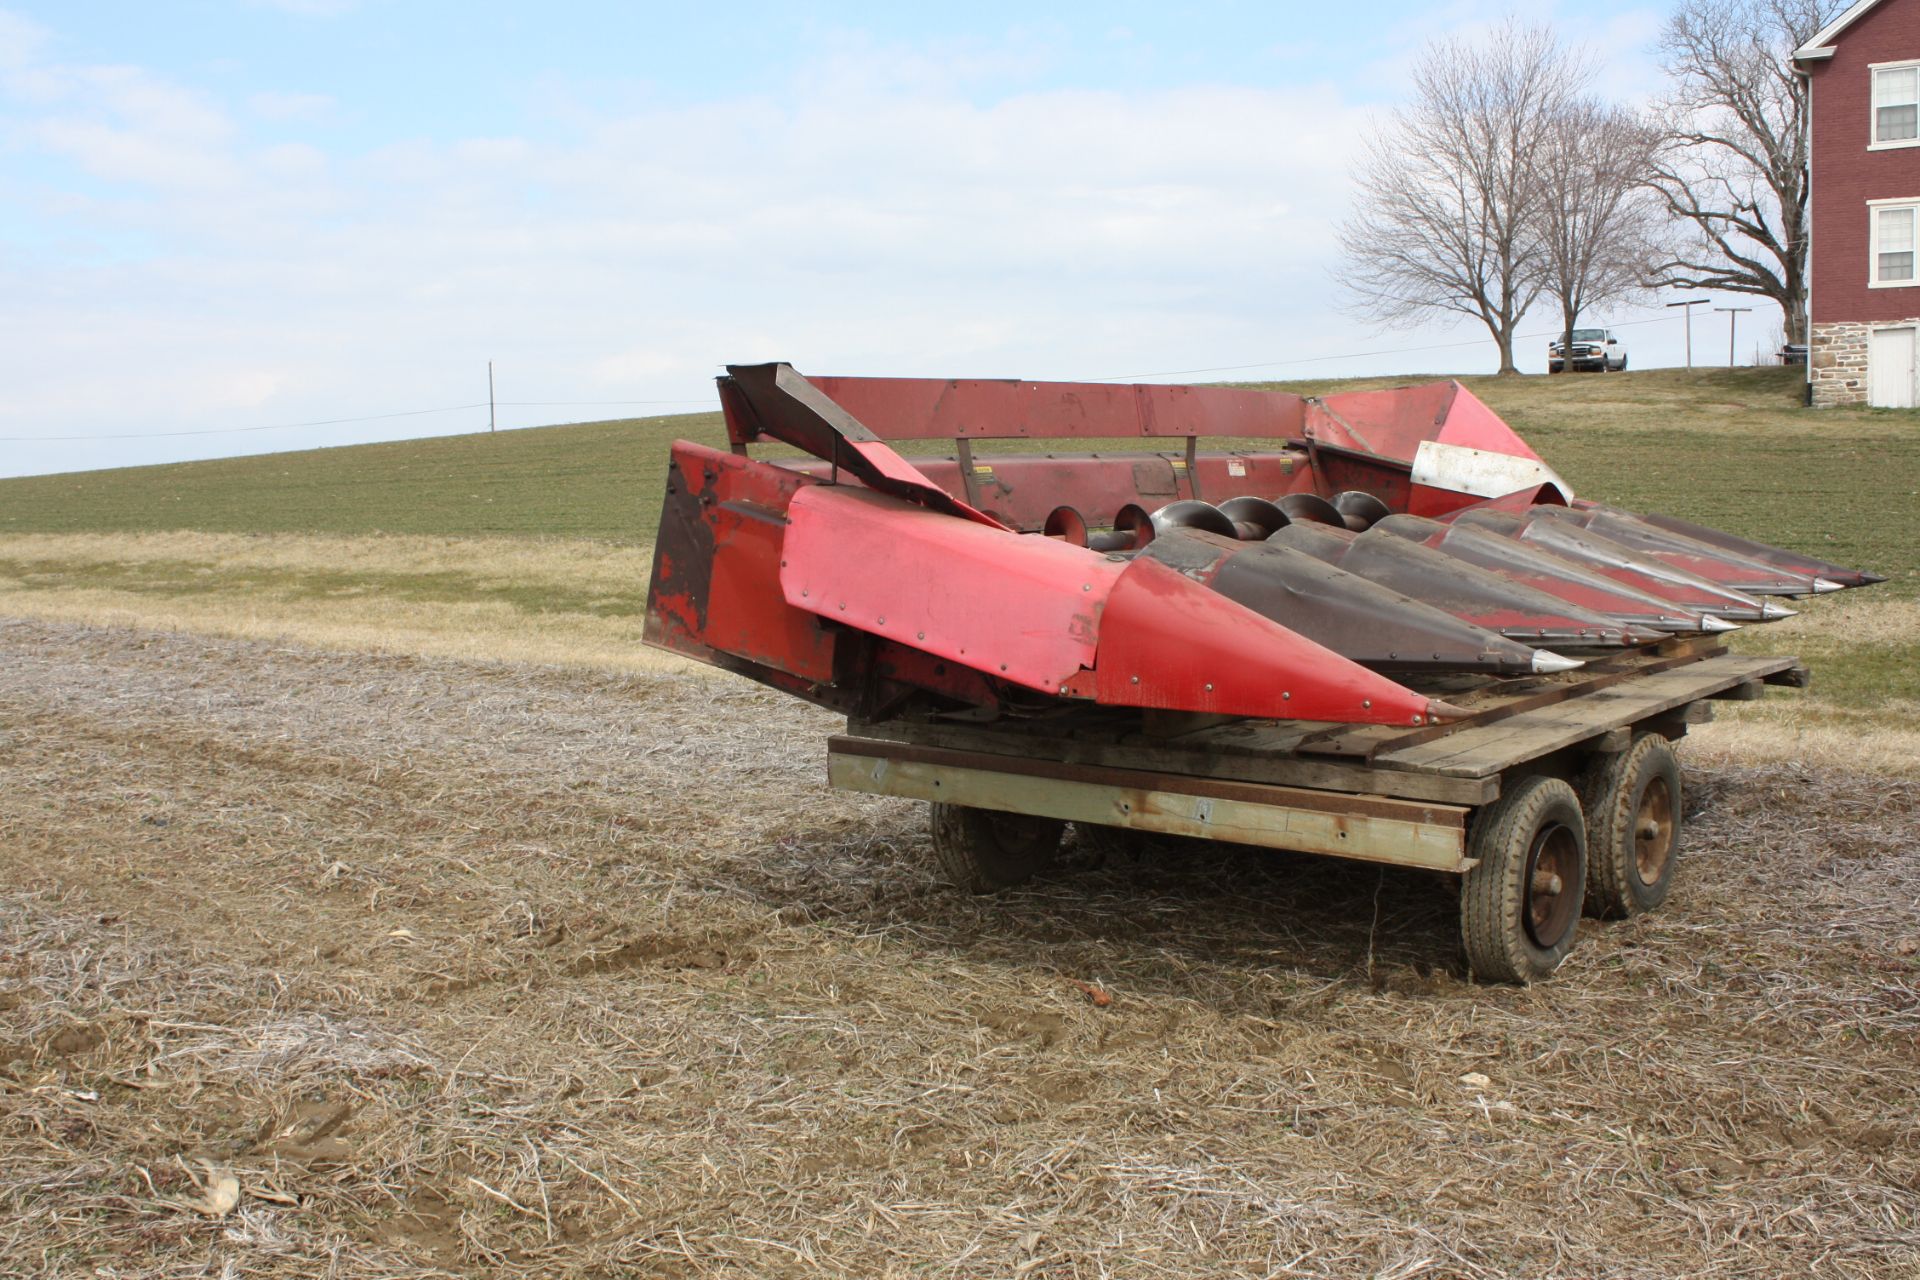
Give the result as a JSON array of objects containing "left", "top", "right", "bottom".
[
  {"left": 1869, "top": 59, "right": 1920, "bottom": 151},
  {"left": 1869, "top": 198, "right": 1919, "bottom": 289}
]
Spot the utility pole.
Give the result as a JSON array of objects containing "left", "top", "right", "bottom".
[
  {"left": 1713, "top": 307, "right": 1753, "bottom": 368},
  {"left": 488, "top": 361, "right": 496, "bottom": 433},
  {"left": 1667, "top": 299, "right": 1709, "bottom": 368}
]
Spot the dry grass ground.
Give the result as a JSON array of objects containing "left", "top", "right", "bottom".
[
  {"left": 2, "top": 528, "right": 1911, "bottom": 777},
  {"left": 4, "top": 620, "right": 1919, "bottom": 1279},
  {"left": 0, "top": 532, "right": 689, "bottom": 675}
]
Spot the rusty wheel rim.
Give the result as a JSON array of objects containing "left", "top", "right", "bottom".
[
  {"left": 1633, "top": 776, "right": 1675, "bottom": 885},
  {"left": 1524, "top": 823, "right": 1580, "bottom": 950}
]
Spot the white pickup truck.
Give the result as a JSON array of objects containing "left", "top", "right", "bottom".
[{"left": 1548, "top": 328, "right": 1627, "bottom": 373}]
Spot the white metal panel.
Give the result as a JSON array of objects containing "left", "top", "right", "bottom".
[
  {"left": 1411, "top": 439, "right": 1574, "bottom": 502},
  {"left": 1869, "top": 327, "right": 1917, "bottom": 409}
]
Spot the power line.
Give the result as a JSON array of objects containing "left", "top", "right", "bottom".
[
  {"left": 1086, "top": 313, "right": 1682, "bottom": 382},
  {"left": 0, "top": 397, "right": 714, "bottom": 444},
  {"left": 0, "top": 308, "right": 1728, "bottom": 447},
  {"left": 0, "top": 402, "right": 489, "bottom": 443},
  {"left": 496, "top": 399, "right": 713, "bottom": 407}
]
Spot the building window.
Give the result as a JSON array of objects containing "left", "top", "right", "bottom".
[
  {"left": 1872, "top": 202, "right": 1917, "bottom": 286},
  {"left": 1873, "top": 63, "right": 1919, "bottom": 147}
]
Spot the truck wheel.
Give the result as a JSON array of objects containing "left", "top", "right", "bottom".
[
  {"left": 1579, "top": 733, "right": 1680, "bottom": 918},
  {"left": 929, "top": 803, "right": 1064, "bottom": 893},
  {"left": 1460, "top": 775, "right": 1587, "bottom": 983}
]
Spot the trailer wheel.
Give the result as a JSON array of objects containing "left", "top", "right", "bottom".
[
  {"left": 1579, "top": 733, "right": 1681, "bottom": 918},
  {"left": 1460, "top": 775, "right": 1587, "bottom": 983},
  {"left": 929, "top": 803, "right": 1064, "bottom": 893}
]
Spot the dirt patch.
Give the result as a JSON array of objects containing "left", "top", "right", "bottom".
[{"left": 2, "top": 618, "right": 1917, "bottom": 1278}]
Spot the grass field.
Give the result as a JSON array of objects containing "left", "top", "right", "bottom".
[
  {"left": 3, "top": 368, "right": 1914, "bottom": 596},
  {"left": 1, "top": 365, "right": 1913, "bottom": 767}
]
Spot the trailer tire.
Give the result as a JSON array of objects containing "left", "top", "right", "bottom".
[
  {"left": 1460, "top": 775, "right": 1586, "bottom": 983},
  {"left": 929, "top": 803, "right": 1064, "bottom": 893},
  {"left": 1579, "top": 733, "right": 1680, "bottom": 918}
]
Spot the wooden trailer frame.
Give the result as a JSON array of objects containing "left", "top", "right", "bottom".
[{"left": 829, "top": 639, "right": 1808, "bottom": 980}]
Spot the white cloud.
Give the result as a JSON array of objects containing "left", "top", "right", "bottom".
[
  {"left": 248, "top": 90, "right": 336, "bottom": 122},
  {"left": 0, "top": 7, "right": 47, "bottom": 69},
  {"left": 14, "top": 18, "right": 1690, "bottom": 477},
  {"left": 244, "top": 0, "right": 361, "bottom": 16}
]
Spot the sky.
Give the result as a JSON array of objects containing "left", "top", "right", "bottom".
[{"left": 0, "top": 1, "right": 1776, "bottom": 478}]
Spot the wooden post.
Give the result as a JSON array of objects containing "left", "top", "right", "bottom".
[
  {"left": 488, "top": 361, "right": 496, "bottom": 433},
  {"left": 1666, "top": 299, "right": 1707, "bottom": 368},
  {"left": 1713, "top": 307, "right": 1752, "bottom": 368}
]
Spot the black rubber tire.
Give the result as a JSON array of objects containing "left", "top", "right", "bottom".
[
  {"left": 1617, "top": 355, "right": 1628, "bottom": 371},
  {"left": 1460, "top": 775, "right": 1587, "bottom": 984},
  {"left": 929, "top": 803, "right": 1064, "bottom": 893},
  {"left": 1579, "top": 733, "right": 1681, "bottom": 918}
]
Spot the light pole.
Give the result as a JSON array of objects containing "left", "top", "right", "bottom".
[
  {"left": 1713, "top": 307, "right": 1753, "bottom": 368},
  {"left": 1667, "top": 299, "right": 1709, "bottom": 368}
]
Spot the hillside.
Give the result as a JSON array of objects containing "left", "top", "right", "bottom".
[
  {"left": 1, "top": 366, "right": 1913, "bottom": 761},
  {"left": 2, "top": 367, "right": 1914, "bottom": 583},
  {"left": 0, "top": 412, "right": 731, "bottom": 541}
]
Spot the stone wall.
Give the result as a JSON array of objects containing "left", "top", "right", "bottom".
[{"left": 1809, "top": 318, "right": 1920, "bottom": 406}]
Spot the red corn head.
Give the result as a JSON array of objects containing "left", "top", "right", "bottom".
[
  {"left": 1372, "top": 514, "right": 1719, "bottom": 636},
  {"left": 781, "top": 484, "right": 1449, "bottom": 726},
  {"left": 1141, "top": 529, "right": 1580, "bottom": 675},
  {"left": 1530, "top": 506, "right": 1827, "bottom": 597},
  {"left": 1585, "top": 504, "right": 1883, "bottom": 590},
  {"left": 1266, "top": 521, "right": 1649, "bottom": 648},
  {"left": 1448, "top": 508, "right": 1788, "bottom": 623}
]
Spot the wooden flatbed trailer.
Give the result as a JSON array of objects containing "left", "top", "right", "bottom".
[{"left": 829, "top": 638, "right": 1809, "bottom": 982}]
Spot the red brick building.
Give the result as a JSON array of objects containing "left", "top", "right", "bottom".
[{"left": 1795, "top": 0, "right": 1920, "bottom": 407}]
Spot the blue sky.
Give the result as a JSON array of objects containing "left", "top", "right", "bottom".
[{"left": 2, "top": 1, "right": 1762, "bottom": 478}]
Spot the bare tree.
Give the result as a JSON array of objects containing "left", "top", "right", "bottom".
[
  {"left": 1645, "top": 0, "right": 1844, "bottom": 344},
  {"left": 1339, "top": 21, "right": 1585, "bottom": 374},
  {"left": 1535, "top": 100, "right": 1661, "bottom": 372}
]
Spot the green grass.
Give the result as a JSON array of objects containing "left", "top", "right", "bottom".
[
  {"left": 3, "top": 367, "right": 1911, "bottom": 593},
  {"left": 1, "top": 365, "right": 1914, "bottom": 716},
  {"left": 0, "top": 412, "right": 728, "bottom": 541}
]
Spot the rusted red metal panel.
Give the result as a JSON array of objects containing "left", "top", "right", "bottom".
[
  {"left": 1060, "top": 556, "right": 1442, "bottom": 726},
  {"left": 809, "top": 375, "right": 1308, "bottom": 441},
  {"left": 785, "top": 450, "right": 1314, "bottom": 533},
  {"left": 1307, "top": 382, "right": 1545, "bottom": 466},
  {"left": 777, "top": 482, "right": 1448, "bottom": 725},
  {"left": 645, "top": 441, "right": 840, "bottom": 682},
  {"left": 780, "top": 484, "right": 1126, "bottom": 692}
]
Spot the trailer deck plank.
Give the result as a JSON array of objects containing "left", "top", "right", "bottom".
[
  {"left": 851, "top": 651, "right": 1801, "bottom": 802},
  {"left": 1373, "top": 653, "right": 1799, "bottom": 777},
  {"left": 828, "top": 736, "right": 1471, "bottom": 871},
  {"left": 847, "top": 717, "right": 1497, "bottom": 805}
]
